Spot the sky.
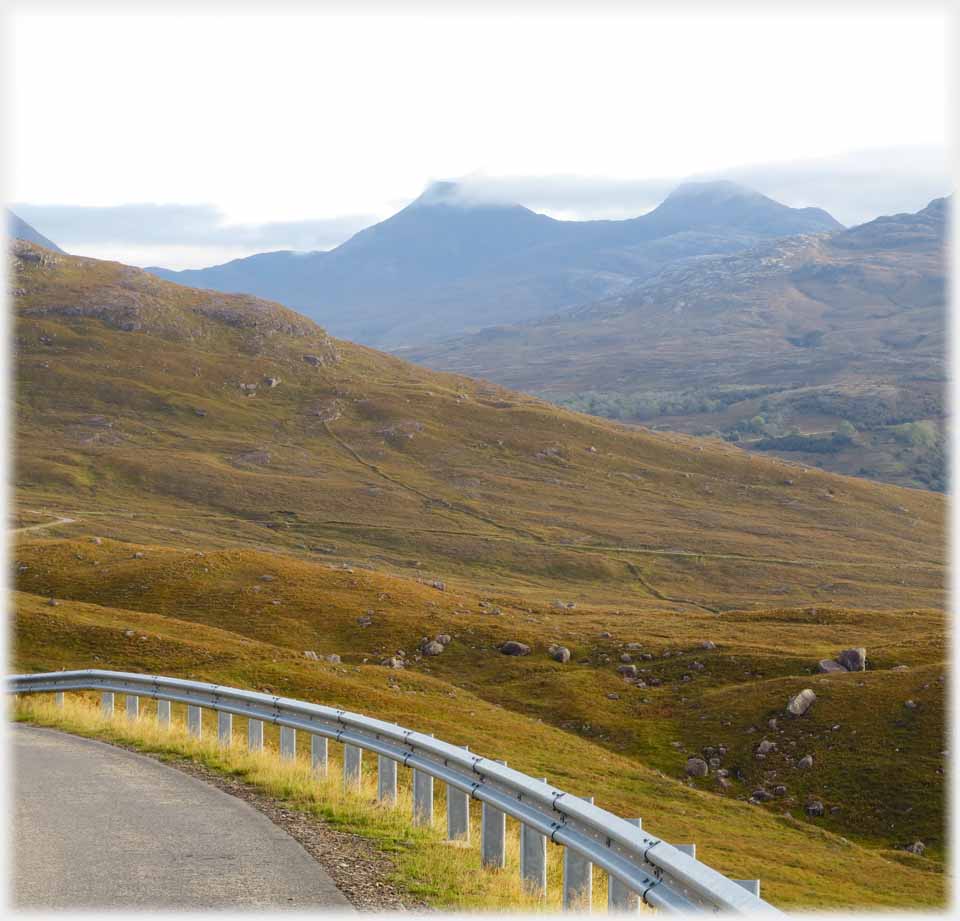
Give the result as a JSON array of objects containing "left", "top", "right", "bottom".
[{"left": 7, "top": 1, "right": 952, "bottom": 268}]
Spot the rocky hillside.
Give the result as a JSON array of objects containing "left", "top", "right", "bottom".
[{"left": 407, "top": 199, "right": 948, "bottom": 491}]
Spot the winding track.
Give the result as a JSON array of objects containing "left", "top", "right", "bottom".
[{"left": 12, "top": 724, "right": 352, "bottom": 910}]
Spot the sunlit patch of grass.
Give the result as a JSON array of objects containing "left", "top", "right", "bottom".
[{"left": 14, "top": 693, "right": 627, "bottom": 912}]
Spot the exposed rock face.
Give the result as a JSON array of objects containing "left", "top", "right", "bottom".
[
  {"left": 786, "top": 689, "right": 817, "bottom": 716},
  {"left": 500, "top": 641, "right": 531, "bottom": 656},
  {"left": 837, "top": 648, "right": 867, "bottom": 671},
  {"left": 303, "top": 650, "right": 319, "bottom": 660},
  {"left": 686, "top": 757, "right": 709, "bottom": 777}
]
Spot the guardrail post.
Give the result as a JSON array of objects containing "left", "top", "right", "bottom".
[
  {"left": 378, "top": 755, "right": 397, "bottom": 803},
  {"left": 413, "top": 768, "right": 434, "bottom": 826},
  {"left": 125, "top": 694, "right": 139, "bottom": 720},
  {"left": 218, "top": 711, "right": 232, "bottom": 746},
  {"left": 676, "top": 844, "right": 696, "bottom": 858},
  {"left": 344, "top": 744, "right": 362, "bottom": 789},
  {"left": 562, "top": 795, "right": 594, "bottom": 910},
  {"left": 101, "top": 691, "right": 115, "bottom": 716},
  {"left": 55, "top": 691, "right": 64, "bottom": 708},
  {"left": 248, "top": 718, "right": 264, "bottom": 751},
  {"left": 157, "top": 699, "right": 171, "bottom": 728},
  {"left": 311, "top": 734, "right": 328, "bottom": 775},
  {"left": 520, "top": 776, "right": 548, "bottom": 895},
  {"left": 187, "top": 705, "right": 202, "bottom": 738},
  {"left": 280, "top": 726, "right": 296, "bottom": 760},
  {"left": 447, "top": 784, "right": 470, "bottom": 841},
  {"left": 608, "top": 818, "right": 642, "bottom": 911},
  {"left": 481, "top": 760, "right": 507, "bottom": 868}
]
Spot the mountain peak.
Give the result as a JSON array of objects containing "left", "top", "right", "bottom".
[
  {"left": 8, "top": 209, "right": 64, "bottom": 253},
  {"left": 411, "top": 180, "right": 470, "bottom": 207},
  {"left": 663, "top": 179, "right": 763, "bottom": 204}
]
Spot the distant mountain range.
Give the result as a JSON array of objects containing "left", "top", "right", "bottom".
[
  {"left": 147, "top": 180, "right": 841, "bottom": 347},
  {"left": 8, "top": 210, "right": 64, "bottom": 253},
  {"left": 407, "top": 197, "right": 948, "bottom": 490}
]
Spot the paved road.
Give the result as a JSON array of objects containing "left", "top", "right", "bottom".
[{"left": 12, "top": 725, "right": 353, "bottom": 910}]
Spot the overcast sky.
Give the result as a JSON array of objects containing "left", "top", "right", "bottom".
[{"left": 8, "top": 2, "right": 951, "bottom": 268}]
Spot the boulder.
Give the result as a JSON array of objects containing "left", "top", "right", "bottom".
[
  {"left": 797, "top": 754, "right": 814, "bottom": 770},
  {"left": 619, "top": 653, "right": 633, "bottom": 663},
  {"left": 751, "top": 788, "right": 773, "bottom": 802},
  {"left": 435, "top": 634, "right": 452, "bottom": 646},
  {"left": 325, "top": 654, "right": 341, "bottom": 664},
  {"left": 837, "top": 648, "right": 866, "bottom": 672},
  {"left": 123, "top": 629, "right": 136, "bottom": 638},
  {"left": 549, "top": 646, "right": 571, "bottom": 664},
  {"left": 904, "top": 841, "right": 925, "bottom": 856},
  {"left": 685, "top": 757, "right": 709, "bottom": 778},
  {"left": 700, "top": 640, "right": 717, "bottom": 650},
  {"left": 259, "top": 574, "right": 276, "bottom": 582},
  {"left": 756, "top": 739, "right": 777, "bottom": 756},
  {"left": 500, "top": 641, "right": 531, "bottom": 656},
  {"left": 805, "top": 800, "right": 825, "bottom": 817},
  {"left": 617, "top": 664, "right": 638, "bottom": 679},
  {"left": 786, "top": 689, "right": 817, "bottom": 716},
  {"left": 422, "top": 641, "right": 444, "bottom": 656},
  {"left": 817, "top": 659, "right": 846, "bottom": 674}
]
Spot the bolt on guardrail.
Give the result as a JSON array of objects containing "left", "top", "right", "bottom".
[{"left": 9, "top": 670, "right": 779, "bottom": 915}]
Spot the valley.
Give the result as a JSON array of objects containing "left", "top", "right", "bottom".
[{"left": 9, "top": 238, "right": 948, "bottom": 908}]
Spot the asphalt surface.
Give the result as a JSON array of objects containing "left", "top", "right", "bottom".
[{"left": 12, "top": 724, "right": 354, "bottom": 910}]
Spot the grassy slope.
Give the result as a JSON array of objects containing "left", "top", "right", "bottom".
[
  {"left": 10, "top": 243, "right": 948, "bottom": 908},
  {"left": 12, "top": 242, "right": 945, "bottom": 612},
  {"left": 12, "top": 585, "right": 944, "bottom": 909}
]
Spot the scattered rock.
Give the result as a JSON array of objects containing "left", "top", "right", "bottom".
[
  {"left": 435, "top": 634, "right": 452, "bottom": 646},
  {"left": 700, "top": 640, "right": 717, "bottom": 650},
  {"left": 904, "top": 841, "right": 925, "bottom": 856},
  {"left": 132, "top": 552, "right": 145, "bottom": 559},
  {"left": 422, "top": 641, "right": 444, "bottom": 656},
  {"left": 797, "top": 754, "right": 814, "bottom": 770},
  {"left": 756, "top": 739, "right": 777, "bottom": 757},
  {"left": 768, "top": 718, "right": 778, "bottom": 731},
  {"left": 326, "top": 654, "right": 341, "bottom": 664},
  {"left": 619, "top": 653, "right": 633, "bottom": 663},
  {"left": 751, "top": 788, "right": 773, "bottom": 802},
  {"left": 91, "top": 537, "right": 102, "bottom": 545},
  {"left": 773, "top": 785, "right": 788, "bottom": 797},
  {"left": 817, "top": 659, "right": 846, "bottom": 674},
  {"left": 382, "top": 656, "right": 404, "bottom": 669},
  {"left": 904, "top": 699, "right": 918, "bottom": 710},
  {"left": 259, "top": 574, "right": 276, "bottom": 582},
  {"left": 303, "top": 650, "right": 319, "bottom": 660},
  {"left": 599, "top": 631, "right": 612, "bottom": 639},
  {"left": 500, "top": 641, "right": 531, "bottom": 656},
  {"left": 549, "top": 646, "right": 571, "bottom": 664},
  {"left": 685, "top": 757, "right": 709, "bottom": 778},
  {"left": 123, "top": 629, "right": 135, "bottom": 638},
  {"left": 263, "top": 377, "right": 281, "bottom": 388},
  {"left": 429, "top": 580, "right": 445, "bottom": 591},
  {"left": 46, "top": 597, "right": 59, "bottom": 607},
  {"left": 805, "top": 800, "right": 825, "bottom": 817},
  {"left": 837, "top": 648, "right": 866, "bottom": 672},
  {"left": 606, "top": 693, "right": 620, "bottom": 700},
  {"left": 786, "top": 689, "right": 817, "bottom": 716},
  {"left": 356, "top": 615, "right": 373, "bottom": 627},
  {"left": 617, "top": 664, "right": 638, "bottom": 679}
]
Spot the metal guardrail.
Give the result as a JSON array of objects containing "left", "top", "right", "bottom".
[{"left": 9, "top": 669, "right": 782, "bottom": 914}]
